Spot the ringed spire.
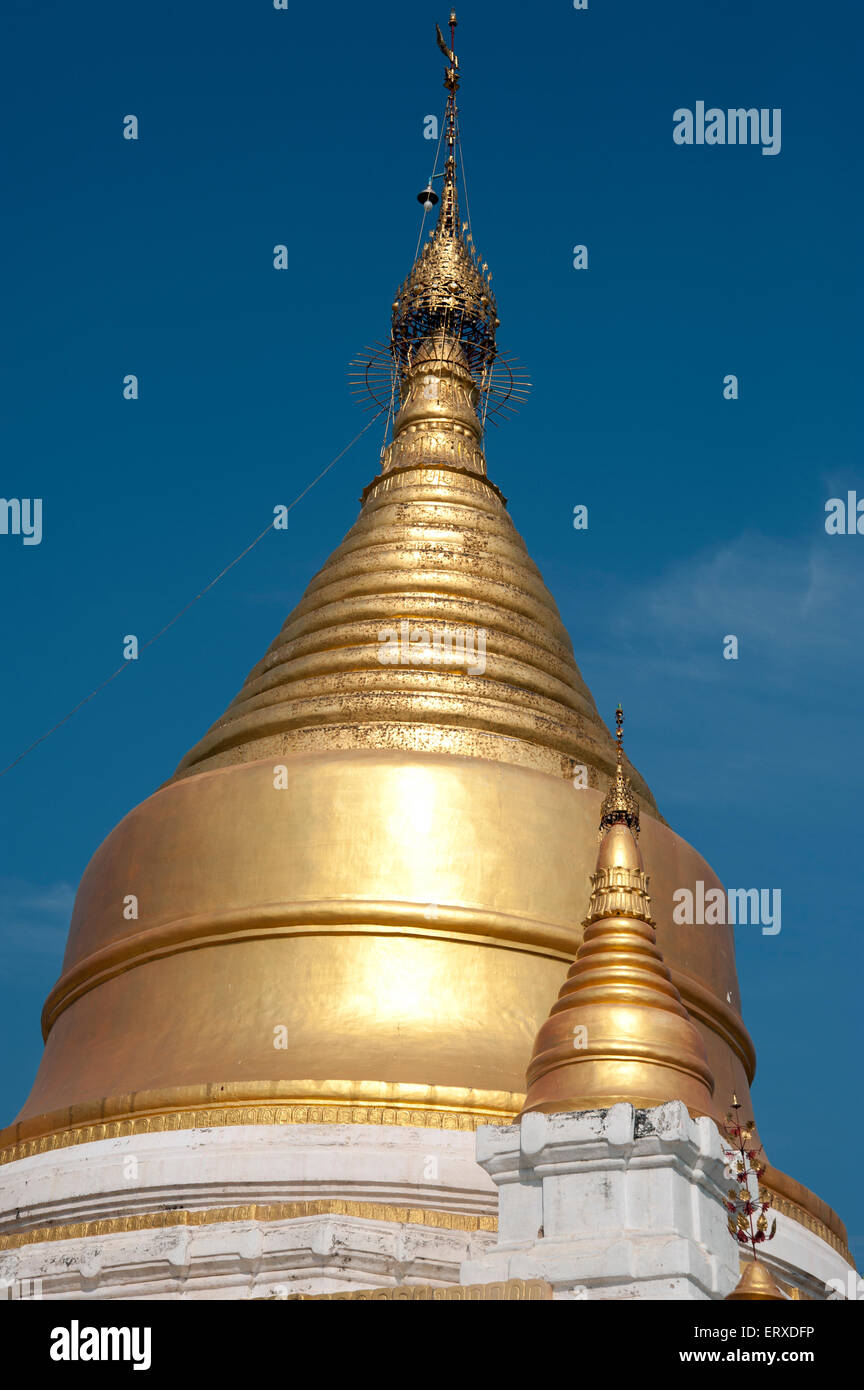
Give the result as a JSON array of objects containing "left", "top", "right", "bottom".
[
  {"left": 351, "top": 14, "right": 528, "bottom": 439},
  {"left": 391, "top": 10, "right": 499, "bottom": 380},
  {"left": 521, "top": 709, "right": 716, "bottom": 1118}
]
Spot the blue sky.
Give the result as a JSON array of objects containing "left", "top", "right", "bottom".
[{"left": 2, "top": 0, "right": 862, "bottom": 1264}]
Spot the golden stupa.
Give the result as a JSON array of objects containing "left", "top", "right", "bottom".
[
  {"left": 521, "top": 709, "right": 716, "bottom": 1119},
  {"left": 0, "top": 11, "right": 848, "bottom": 1268}
]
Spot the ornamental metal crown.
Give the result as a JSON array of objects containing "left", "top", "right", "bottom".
[{"left": 599, "top": 705, "right": 641, "bottom": 839}]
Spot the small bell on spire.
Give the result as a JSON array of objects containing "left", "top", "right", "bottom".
[{"left": 417, "top": 184, "right": 439, "bottom": 211}]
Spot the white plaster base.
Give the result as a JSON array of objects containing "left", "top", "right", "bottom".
[
  {"left": 0, "top": 1123, "right": 496, "bottom": 1300},
  {"left": 1, "top": 1212, "right": 496, "bottom": 1301},
  {"left": 462, "top": 1102, "right": 746, "bottom": 1301},
  {"left": 1, "top": 1111, "right": 854, "bottom": 1300}
]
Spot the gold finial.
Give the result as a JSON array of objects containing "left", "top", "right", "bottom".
[
  {"left": 389, "top": 17, "right": 499, "bottom": 394},
  {"left": 436, "top": 14, "right": 460, "bottom": 97},
  {"left": 352, "top": 14, "right": 530, "bottom": 463},
  {"left": 599, "top": 704, "right": 640, "bottom": 839}
]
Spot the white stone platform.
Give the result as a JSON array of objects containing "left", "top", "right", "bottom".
[
  {"left": 0, "top": 1123, "right": 496, "bottom": 1300},
  {"left": 460, "top": 1102, "right": 853, "bottom": 1301},
  {"left": 0, "top": 1109, "right": 855, "bottom": 1300}
]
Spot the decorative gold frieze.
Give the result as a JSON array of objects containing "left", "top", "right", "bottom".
[
  {"left": 766, "top": 1192, "right": 853, "bottom": 1264},
  {"left": 0, "top": 1199, "right": 498, "bottom": 1253},
  {"left": 583, "top": 865, "right": 655, "bottom": 926},
  {"left": 273, "top": 1279, "right": 552, "bottom": 1301},
  {"left": 0, "top": 1099, "right": 515, "bottom": 1169}
]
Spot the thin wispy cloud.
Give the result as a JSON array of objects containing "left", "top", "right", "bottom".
[
  {"left": 606, "top": 532, "right": 862, "bottom": 675},
  {"left": 0, "top": 878, "right": 73, "bottom": 973}
]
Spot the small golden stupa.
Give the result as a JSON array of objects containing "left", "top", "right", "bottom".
[{"left": 521, "top": 708, "right": 715, "bottom": 1118}]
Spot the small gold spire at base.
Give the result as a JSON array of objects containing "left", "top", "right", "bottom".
[
  {"left": 725, "top": 1261, "right": 787, "bottom": 1301},
  {"left": 521, "top": 712, "right": 715, "bottom": 1119}
]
